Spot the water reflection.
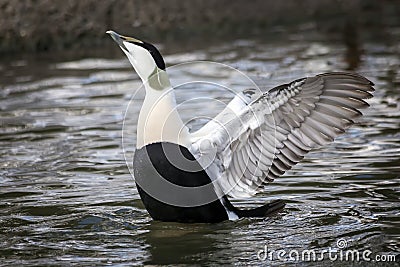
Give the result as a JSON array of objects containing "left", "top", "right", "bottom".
[{"left": 144, "top": 222, "right": 221, "bottom": 264}]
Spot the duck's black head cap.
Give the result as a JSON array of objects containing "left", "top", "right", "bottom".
[{"left": 134, "top": 41, "right": 166, "bottom": 70}]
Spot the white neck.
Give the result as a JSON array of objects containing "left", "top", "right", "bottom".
[{"left": 136, "top": 72, "right": 190, "bottom": 149}]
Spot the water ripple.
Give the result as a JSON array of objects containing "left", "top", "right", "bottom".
[{"left": 0, "top": 35, "right": 399, "bottom": 266}]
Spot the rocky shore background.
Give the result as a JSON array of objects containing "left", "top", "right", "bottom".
[{"left": 1, "top": 0, "right": 399, "bottom": 54}]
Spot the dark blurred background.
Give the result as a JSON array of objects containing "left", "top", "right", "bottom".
[{"left": 1, "top": 0, "right": 399, "bottom": 54}]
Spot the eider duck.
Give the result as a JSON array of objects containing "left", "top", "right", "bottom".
[{"left": 107, "top": 30, "right": 374, "bottom": 223}]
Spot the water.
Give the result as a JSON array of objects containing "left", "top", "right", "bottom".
[{"left": 1, "top": 29, "right": 399, "bottom": 266}]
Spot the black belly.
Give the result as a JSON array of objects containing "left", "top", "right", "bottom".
[{"left": 133, "top": 142, "right": 229, "bottom": 223}]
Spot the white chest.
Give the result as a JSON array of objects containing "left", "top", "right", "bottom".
[{"left": 136, "top": 89, "right": 190, "bottom": 149}]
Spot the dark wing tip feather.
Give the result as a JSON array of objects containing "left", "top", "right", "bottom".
[{"left": 317, "top": 72, "right": 375, "bottom": 89}]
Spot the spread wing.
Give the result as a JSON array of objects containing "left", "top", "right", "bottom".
[{"left": 189, "top": 72, "right": 374, "bottom": 198}]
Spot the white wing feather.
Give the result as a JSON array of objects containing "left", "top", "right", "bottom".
[{"left": 190, "top": 72, "right": 374, "bottom": 198}]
